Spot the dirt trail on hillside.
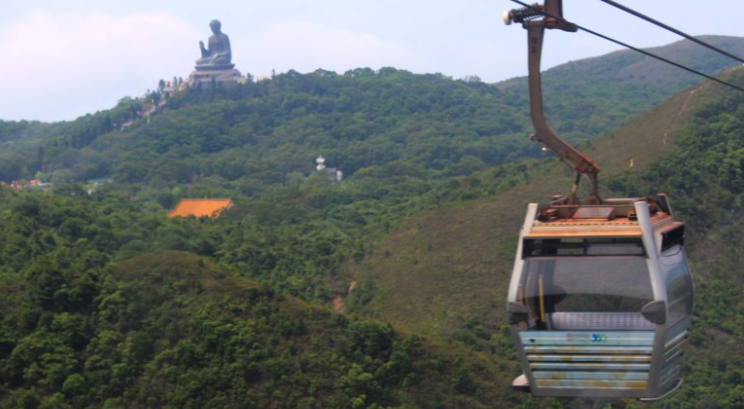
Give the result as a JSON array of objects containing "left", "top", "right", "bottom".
[
  {"left": 332, "top": 280, "right": 357, "bottom": 312},
  {"left": 663, "top": 89, "right": 697, "bottom": 146}
]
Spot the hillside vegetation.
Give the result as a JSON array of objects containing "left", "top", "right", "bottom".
[
  {"left": 0, "top": 190, "right": 526, "bottom": 408},
  {"left": 349, "top": 68, "right": 744, "bottom": 408},
  {"left": 2, "top": 37, "right": 744, "bottom": 408}
]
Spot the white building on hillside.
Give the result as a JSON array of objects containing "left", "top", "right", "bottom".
[{"left": 316, "top": 155, "right": 343, "bottom": 182}]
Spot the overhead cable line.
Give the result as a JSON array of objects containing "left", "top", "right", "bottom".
[
  {"left": 598, "top": 0, "right": 744, "bottom": 65},
  {"left": 508, "top": 0, "right": 744, "bottom": 94}
]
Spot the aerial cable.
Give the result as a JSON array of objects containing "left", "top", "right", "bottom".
[
  {"left": 508, "top": 0, "right": 744, "bottom": 94},
  {"left": 598, "top": 0, "right": 744, "bottom": 65}
]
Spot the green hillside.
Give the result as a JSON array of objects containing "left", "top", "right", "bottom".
[
  {"left": 2, "top": 37, "right": 744, "bottom": 408},
  {"left": 0, "top": 191, "right": 529, "bottom": 408},
  {"left": 350, "top": 69, "right": 716, "bottom": 335},
  {"left": 0, "top": 70, "right": 529, "bottom": 186},
  {"left": 348, "top": 68, "right": 744, "bottom": 407}
]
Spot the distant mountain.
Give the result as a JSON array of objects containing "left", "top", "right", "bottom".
[
  {"left": 501, "top": 36, "right": 744, "bottom": 88},
  {"left": 496, "top": 35, "right": 744, "bottom": 138}
]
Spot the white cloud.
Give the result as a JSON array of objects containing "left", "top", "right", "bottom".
[
  {"left": 0, "top": 9, "right": 200, "bottom": 121},
  {"left": 243, "top": 20, "right": 423, "bottom": 76}
]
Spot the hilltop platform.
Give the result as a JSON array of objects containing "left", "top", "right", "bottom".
[{"left": 187, "top": 68, "right": 244, "bottom": 86}]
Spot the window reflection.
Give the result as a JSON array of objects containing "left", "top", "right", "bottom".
[{"left": 520, "top": 257, "right": 654, "bottom": 330}]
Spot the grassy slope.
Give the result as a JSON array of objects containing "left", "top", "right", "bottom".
[
  {"left": 346, "top": 67, "right": 744, "bottom": 407},
  {"left": 347, "top": 74, "right": 715, "bottom": 336}
]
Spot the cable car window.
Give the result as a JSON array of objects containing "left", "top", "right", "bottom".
[
  {"left": 661, "top": 225, "right": 685, "bottom": 252},
  {"left": 661, "top": 245, "right": 693, "bottom": 325},
  {"left": 523, "top": 238, "right": 645, "bottom": 258},
  {"left": 518, "top": 256, "right": 653, "bottom": 330}
]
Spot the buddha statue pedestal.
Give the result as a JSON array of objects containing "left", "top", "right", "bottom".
[{"left": 187, "top": 68, "right": 244, "bottom": 86}]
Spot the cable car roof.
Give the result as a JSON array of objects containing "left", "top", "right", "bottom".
[{"left": 525, "top": 195, "right": 684, "bottom": 239}]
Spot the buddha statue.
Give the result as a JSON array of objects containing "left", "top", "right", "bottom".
[{"left": 195, "top": 20, "right": 234, "bottom": 70}]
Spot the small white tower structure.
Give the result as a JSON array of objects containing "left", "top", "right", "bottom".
[{"left": 315, "top": 155, "right": 343, "bottom": 182}]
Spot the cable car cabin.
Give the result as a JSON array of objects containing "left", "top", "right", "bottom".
[{"left": 507, "top": 195, "right": 693, "bottom": 400}]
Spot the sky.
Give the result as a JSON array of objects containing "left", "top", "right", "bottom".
[{"left": 2, "top": 0, "right": 744, "bottom": 122}]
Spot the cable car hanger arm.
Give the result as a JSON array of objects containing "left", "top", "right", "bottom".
[{"left": 505, "top": 0, "right": 602, "bottom": 205}]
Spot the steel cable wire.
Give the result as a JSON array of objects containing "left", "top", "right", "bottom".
[
  {"left": 598, "top": 0, "right": 744, "bottom": 65},
  {"left": 508, "top": 0, "right": 744, "bottom": 93}
]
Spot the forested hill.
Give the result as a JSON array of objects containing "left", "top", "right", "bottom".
[
  {"left": 4, "top": 66, "right": 744, "bottom": 408},
  {"left": 2, "top": 36, "right": 744, "bottom": 188},
  {"left": 496, "top": 35, "right": 744, "bottom": 137},
  {"left": 3, "top": 37, "right": 744, "bottom": 409},
  {"left": 2, "top": 69, "right": 530, "bottom": 186},
  {"left": 0, "top": 189, "right": 523, "bottom": 408}
]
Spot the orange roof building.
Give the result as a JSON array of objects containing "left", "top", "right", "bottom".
[{"left": 168, "top": 198, "right": 234, "bottom": 219}]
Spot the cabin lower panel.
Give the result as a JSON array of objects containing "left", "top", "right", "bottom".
[{"left": 519, "top": 330, "right": 656, "bottom": 397}]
